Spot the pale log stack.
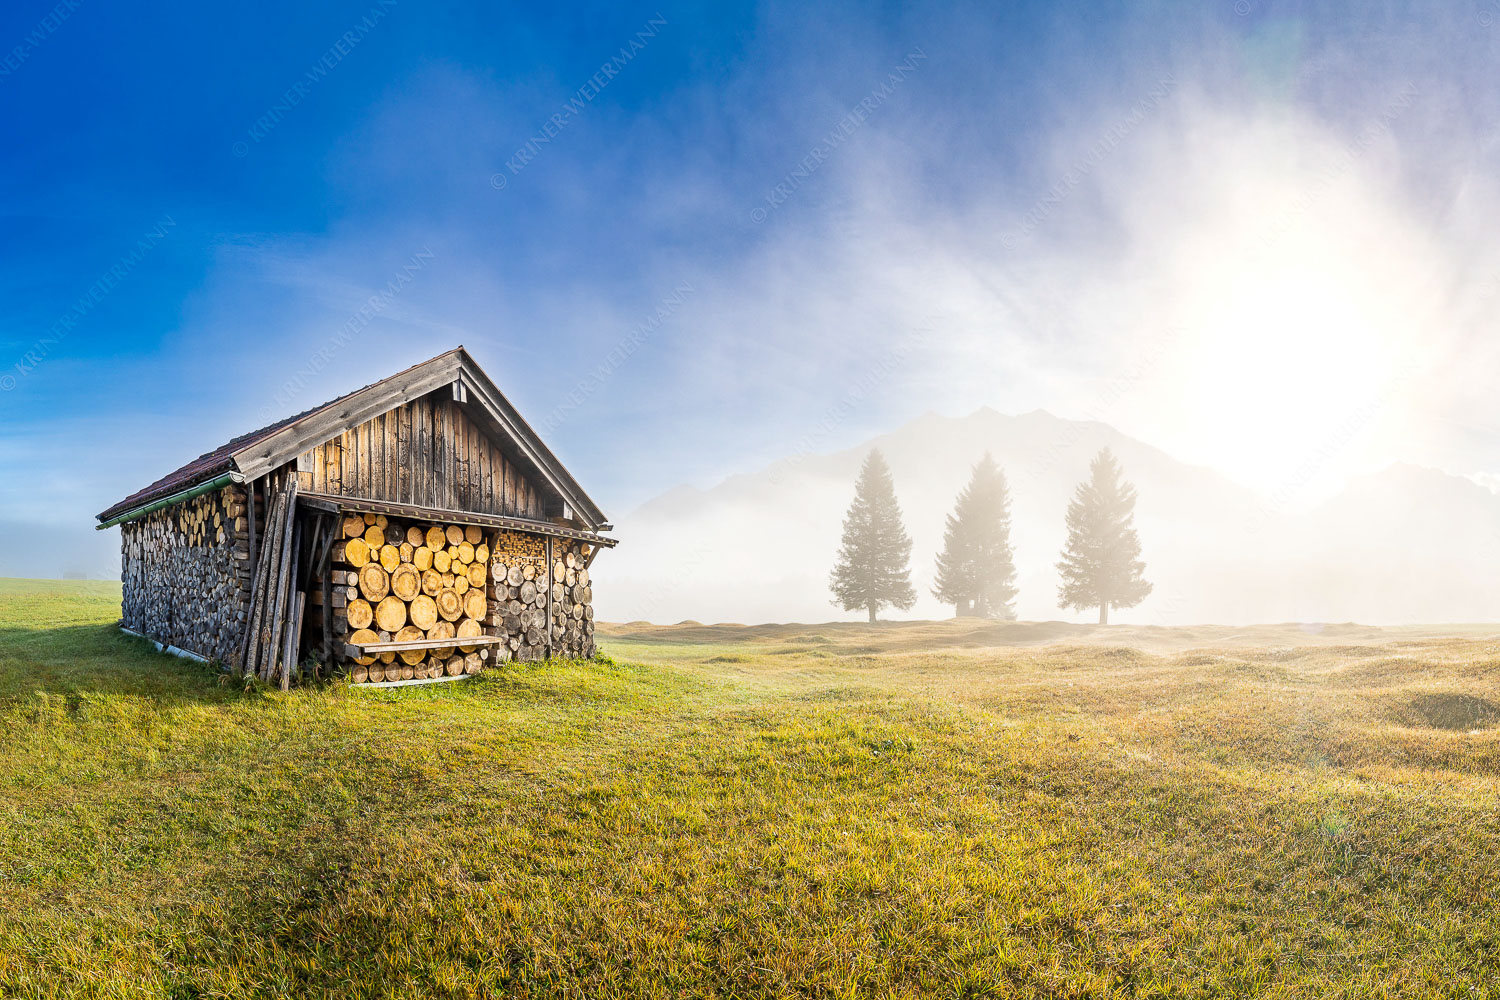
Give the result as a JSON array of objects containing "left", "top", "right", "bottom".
[{"left": 119, "top": 484, "right": 253, "bottom": 665}]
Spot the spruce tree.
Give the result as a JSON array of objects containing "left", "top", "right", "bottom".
[
  {"left": 830, "top": 449, "right": 916, "bottom": 623},
  {"left": 1056, "top": 448, "right": 1151, "bottom": 625},
  {"left": 932, "top": 453, "right": 1018, "bottom": 619}
]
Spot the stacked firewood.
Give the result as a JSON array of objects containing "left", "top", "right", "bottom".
[
  {"left": 483, "top": 532, "right": 597, "bottom": 661},
  {"left": 550, "top": 541, "right": 597, "bottom": 658},
  {"left": 330, "top": 513, "right": 492, "bottom": 684},
  {"left": 119, "top": 484, "right": 252, "bottom": 664},
  {"left": 487, "top": 531, "right": 549, "bottom": 662}
]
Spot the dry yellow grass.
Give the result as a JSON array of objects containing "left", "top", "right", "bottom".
[{"left": 2, "top": 581, "right": 1498, "bottom": 997}]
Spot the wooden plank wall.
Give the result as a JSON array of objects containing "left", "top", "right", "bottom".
[{"left": 293, "top": 393, "right": 545, "bottom": 518}]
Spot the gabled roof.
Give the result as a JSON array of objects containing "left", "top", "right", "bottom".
[{"left": 96, "top": 347, "right": 611, "bottom": 530}]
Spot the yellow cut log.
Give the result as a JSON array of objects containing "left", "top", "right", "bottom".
[
  {"left": 458, "top": 541, "right": 474, "bottom": 564},
  {"left": 398, "top": 541, "right": 414, "bottom": 563},
  {"left": 375, "top": 595, "right": 407, "bottom": 632},
  {"left": 379, "top": 544, "right": 400, "bottom": 572},
  {"left": 432, "top": 549, "right": 452, "bottom": 574},
  {"left": 425, "top": 526, "right": 446, "bottom": 550},
  {"left": 421, "top": 569, "right": 442, "bottom": 597},
  {"left": 457, "top": 617, "right": 482, "bottom": 653},
  {"left": 342, "top": 515, "right": 365, "bottom": 538},
  {"left": 350, "top": 628, "right": 379, "bottom": 666},
  {"left": 467, "top": 562, "right": 486, "bottom": 588},
  {"left": 396, "top": 625, "right": 426, "bottom": 665},
  {"left": 390, "top": 564, "right": 420, "bottom": 602},
  {"left": 344, "top": 537, "right": 371, "bottom": 568},
  {"left": 464, "top": 524, "right": 483, "bottom": 545},
  {"left": 445, "top": 525, "right": 464, "bottom": 546},
  {"left": 437, "top": 589, "right": 463, "bottom": 622},
  {"left": 358, "top": 563, "right": 390, "bottom": 601},
  {"left": 428, "top": 619, "right": 456, "bottom": 658},
  {"left": 346, "top": 598, "right": 374, "bottom": 630},
  {"left": 475, "top": 543, "right": 489, "bottom": 564},
  {"left": 454, "top": 576, "right": 470, "bottom": 596},
  {"left": 406, "top": 525, "right": 425, "bottom": 547},
  {"left": 464, "top": 590, "right": 487, "bottom": 622},
  {"left": 413, "top": 546, "right": 433, "bottom": 571},
  {"left": 410, "top": 594, "right": 439, "bottom": 631}
]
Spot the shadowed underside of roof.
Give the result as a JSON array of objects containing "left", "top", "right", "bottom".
[{"left": 95, "top": 347, "right": 609, "bottom": 530}]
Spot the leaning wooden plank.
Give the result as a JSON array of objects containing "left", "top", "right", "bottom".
[
  {"left": 282, "top": 590, "right": 306, "bottom": 691},
  {"left": 277, "top": 508, "right": 303, "bottom": 685},
  {"left": 241, "top": 486, "right": 286, "bottom": 674},
  {"left": 261, "top": 481, "right": 299, "bottom": 682},
  {"left": 254, "top": 486, "right": 291, "bottom": 682},
  {"left": 250, "top": 487, "right": 286, "bottom": 679}
]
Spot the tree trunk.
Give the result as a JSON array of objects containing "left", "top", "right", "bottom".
[
  {"left": 1098, "top": 603, "right": 1109, "bottom": 625},
  {"left": 868, "top": 605, "right": 877, "bottom": 624}
]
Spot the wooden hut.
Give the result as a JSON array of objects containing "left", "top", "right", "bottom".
[{"left": 95, "top": 347, "right": 615, "bottom": 687}]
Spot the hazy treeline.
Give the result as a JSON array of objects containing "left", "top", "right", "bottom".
[{"left": 830, "top": 447, "right": 1151, "bottom": 624}]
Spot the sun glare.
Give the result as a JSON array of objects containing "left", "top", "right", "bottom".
[{"left": 1156, "top": 193, "right": 1429, "bottom": 497}]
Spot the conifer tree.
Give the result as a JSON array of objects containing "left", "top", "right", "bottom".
[
  {"left": 932, "top": 453, "right": 1018, "bottom": 619},
  {"left": 1056, "top": 448, "right": 1151, "bottom": 624},
  {"left": 830, "top": 449, "right": 916, "bottom": 623}
]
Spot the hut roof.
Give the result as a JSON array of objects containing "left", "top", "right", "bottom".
[{"left": 96, "top": 347, "right": 610, "bottom": 530}]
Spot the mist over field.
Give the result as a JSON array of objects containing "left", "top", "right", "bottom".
[{"left": 604, "top": 408, "right": 1500, "bottom": 626}]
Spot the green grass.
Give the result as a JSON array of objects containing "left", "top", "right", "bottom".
[{"left": 2, "top": 579, "right": 1499, "bottom": 997}]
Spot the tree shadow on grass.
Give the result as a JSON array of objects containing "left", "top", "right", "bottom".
[{"left": 0, "top": 622, "right": 253, "bottom": 706}]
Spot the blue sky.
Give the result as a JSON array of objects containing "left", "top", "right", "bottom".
[{"left": 2, "top": 0, "right": 1498, "bottom": 577}]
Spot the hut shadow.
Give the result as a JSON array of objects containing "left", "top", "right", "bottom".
[{"left": 0, "top": 622, "right": 256, "bottom": 706}]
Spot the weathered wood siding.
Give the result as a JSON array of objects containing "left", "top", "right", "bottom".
[{"left": 292, "top": 393, "right": 546, "bottom": 518}]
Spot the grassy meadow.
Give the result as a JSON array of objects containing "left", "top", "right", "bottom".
[{"left": 1, "top": 578, "right": 1499, "bottom": 997}]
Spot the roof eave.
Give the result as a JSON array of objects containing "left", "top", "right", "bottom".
[
  {"left": 453, "top": 349, "right": 610, "bottom": 530},
  {"left": 230, "top": 352, "right": 464, "bottom": 482}
]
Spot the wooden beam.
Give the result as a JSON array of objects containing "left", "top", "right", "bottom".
[
  {"left": 344, "top": 635, "right": 509, "bottom": 657},
  {"left": 294, "top": 491, "right": 618, "bottom": 547}
]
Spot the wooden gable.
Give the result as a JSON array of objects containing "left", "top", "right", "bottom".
[
  {"left": 101, "top": 347, "right": 610, "bottom": 531},
  {"left": 293, "top": 389, "right": 548, "bottom": 520}
]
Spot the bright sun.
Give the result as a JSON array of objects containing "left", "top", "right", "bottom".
[{"left": 1156, "top": 200, "right": 1431, "bottom": 498}]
